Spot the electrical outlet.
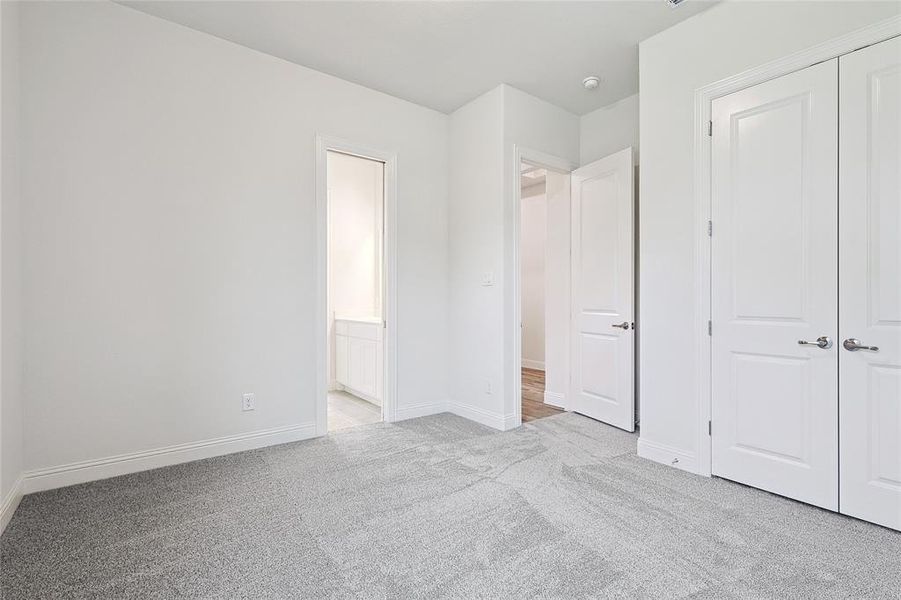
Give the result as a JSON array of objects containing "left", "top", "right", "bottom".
[{"left": 242, "top": 392, "right": 255, "bottom": 411}]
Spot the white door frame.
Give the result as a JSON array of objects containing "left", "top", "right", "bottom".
[
  {"left": 510, "top": 145, "right": 576, "bottom": 428},
  {"left": 693, "top": 17, "right": 901, "bottom": 477},
  {"left": 315, "top": 135, "right": 398, "bottom": 436}
]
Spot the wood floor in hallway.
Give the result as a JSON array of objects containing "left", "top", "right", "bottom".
[{"left": 521, "top": 368, "right": 563, "bottom": 423}]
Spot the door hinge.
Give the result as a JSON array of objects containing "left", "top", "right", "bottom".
[
  {"left": 708, "top": 320, "right": 712, "bottom": 336},
  {"left": 708, "top": 420, "right": 712, "bottom": 436},
  {"left": 707, "top": 120, "right": 713, "bottom": 137},
  {"left": 707, "top": 220, "right": 713, "bottom": 237}
]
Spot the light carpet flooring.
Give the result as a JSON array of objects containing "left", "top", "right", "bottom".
[{"left": 2, "top": 412, "right": 900, "bottom": 599}]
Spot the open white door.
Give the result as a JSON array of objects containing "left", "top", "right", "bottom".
[
  {"left": 838, "top": 36, "right": 901, "bottom": 532},
  {"left": 569, "top": 147, "right": 635, "bottom": 431}
]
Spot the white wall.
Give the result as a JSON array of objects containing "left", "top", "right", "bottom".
[
  {"left": 19, "top": 1, "right": 448, "bottom": 484},
  {"left": 327, "top": 152, "right": 383, "bottom": 388},
  {"left": 520, "top": 187, "right": 545, "bottom": 370},
  {"left": 543, "top": 170, "right": 570, "bottom": 406},
  {"left": 328, "top": 152, "right": 383, "bottom": 321},
  {"left": 447, "top": 84, "right": 578, "bottom": 428},
  {"left": 580, "top": 93, "right": 639, "bottom": 166},
  {"left": 638, "top": 0, "right": 901, "bottom": 472},
  {"left": 447, "top": 86, "right": 506, "bottom": 426},
  {"left": 1, "top": 0, "right": 24, "bottom": 528}
]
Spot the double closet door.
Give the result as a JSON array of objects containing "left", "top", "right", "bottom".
[{"left": 711, "top": 36, "right": 900, "bottom": 531}]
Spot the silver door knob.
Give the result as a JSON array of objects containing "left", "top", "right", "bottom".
[
  {"left": 611, "top": 322, "right": 630, "bottom": 330},
  {"left": 798, "top": 336, "right": 832, "bottom": 349},
  {"left": 843, "top": 338, "right": 879, "bottom": 352}
]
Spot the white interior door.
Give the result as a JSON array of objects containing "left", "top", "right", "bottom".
[
  {"left": 711, "top": 60, "right": 838, "bottom": 510},
  {"left": 569, "top": 147, "right": 634, "bottom": 431},
  {"left": 839, "top": 36, "right": 901, "bottom": 532}
]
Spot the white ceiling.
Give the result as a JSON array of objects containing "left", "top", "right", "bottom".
[{"left": 120, "top": 0, "right": 716, "bottom": 115}]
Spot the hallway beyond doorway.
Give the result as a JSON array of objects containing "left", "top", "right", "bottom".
[{"left": 521, "top": 368, "right": 563, "bottom": 423}]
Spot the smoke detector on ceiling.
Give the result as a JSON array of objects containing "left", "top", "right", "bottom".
[
  {"left": 667, "top": 0, "right": 687, "bottom": 7},
  {"left": 582, "top": 76, "right": 601, "bottom": 91}
]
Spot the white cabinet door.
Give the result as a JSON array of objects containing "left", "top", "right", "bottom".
[
  {"left": 348, "top": 338, "right": 365, "bottom": 394},
  {"left": 335, "top": 334, "right": 348, "bottom": 385},
  {"left": 839, "top": 36, "right": 901, "bottom": 531},
  {"left": 711, "top": 60, "right": 839, "bottom": 510},
  {"left": 347, "top": 337, "right": 378, "bottom": 400},
  {"left": 569, "top": 147, "right": 635, "bottom": 431},
  {"left": 338, "top": 321, "right": 382, "bottom": 404}
]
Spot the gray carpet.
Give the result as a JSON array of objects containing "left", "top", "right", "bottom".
[{"left": 1, "top": 412, "right": 899, "bottom": 599}]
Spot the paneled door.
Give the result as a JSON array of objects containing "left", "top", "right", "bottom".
[
  {"left": 569, "top": 147, "right": 635, "bottom": 431},
  {"left": 711, "top": 60, "right": 839, "bottom": 510},
  {"left": 839, "top": 36, "right": 901, "bottom": 531}
]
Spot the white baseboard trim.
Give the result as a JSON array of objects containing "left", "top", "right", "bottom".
[
  {"left": 0, "top": 475, "right": 24, "bottom": 534},
  {"left": 394, "top": 400, "right": 447, "bottom": 422},
  {"left": 448, "top": 402, "right": 517, "bottom": 431},
  {"left": 637, "top": 438, "right": 700, "bottom": 475},
  {"left": 23, "top": 422, "right": 318, "bottom": 494},
  {"left": 340, "top": 385, "right": 382, "bottom": 407},
  {"left": 501, "top": 413, "right": 519, "bottom": 430},
  {"left": 521, "top": 360, "right": 545, "bottom": 371},
  {"left": 543, "top": 391, "right": 565, "bottom": 408}
]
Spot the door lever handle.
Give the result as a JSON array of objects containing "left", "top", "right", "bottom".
[
  {"left": 798, "top": 336, "right": 832, "bottom": 349},
  {"left": 843, "top": 338, "right": 879, "bottom": 352},
  {"left": 611, "top": 322, "right": 630, "bottom": 330}
]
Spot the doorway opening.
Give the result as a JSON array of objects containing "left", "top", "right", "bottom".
[
  {"left": 512, "top": 146, "right": 635, "bottom": 432},
  {"left": 320, "top": 146, "right": 391, "bottom": 433},
  {"left": 518, "top": 158, "right": 569, "bottom": 423}
]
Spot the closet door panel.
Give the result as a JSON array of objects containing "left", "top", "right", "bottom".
[
  {"left": 839, "top": 36, "right": 901, "bottom": 532},
  {"left": 711, "top": 59, "right": 839, "bottom": 510}
]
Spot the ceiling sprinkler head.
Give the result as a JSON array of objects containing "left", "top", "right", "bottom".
[{"left": 582, "top": 76, "right": 600, "bottom": 91}]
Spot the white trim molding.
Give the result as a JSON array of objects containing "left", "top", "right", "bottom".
[
  {"left": 448, "top": 402, "right": 517, "bottom": 431},
  {"left": 543, "top": 390, "right": 565, "bottom": 408},
  {"left": 22, "top": 422, "right": 317, "bottom": 494},
  {"left": 315, "top": 134, "right": 398, "bottom": 436},
  {"left": 692, "top": 16, "right": 901, "bottom": 477},
  {"left": 394, "top": 400, "right": 448, "bottom": 422},
  {"left": 637, "top": 439, "right": 698, "bottom": 475},
  {"left": 0, "top": 475, "right": 24, "bottom": 534},
  {"left": 521, "top": 359, "right": 545, "bottom": 371}
]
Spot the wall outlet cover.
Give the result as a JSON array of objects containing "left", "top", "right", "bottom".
[{"left": 242, "top": 393, "right": 255, "bottom": 411}]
